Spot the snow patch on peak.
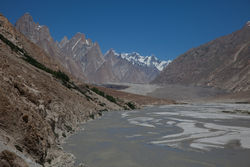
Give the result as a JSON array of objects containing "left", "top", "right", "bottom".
[
  {"left": 35, "top": 25, "right": 43, "bottom": 31},
  {"left": 247, "top": 21, "right": 250, "bottom": 27},
  {"left": 72, "top": 38, "right": 81, "bottom": 51},
  {"left": 106, "top": 49, "right": 119, "bottom": 56},
  {"left": 155, "top": 60, "right": 172, "bottom": 71},
  {"left": 86, "top": 39, "right": 89, "bottom": 45},
  {"left": 107, "top": 50, "right": 171, "bottom": 71}
]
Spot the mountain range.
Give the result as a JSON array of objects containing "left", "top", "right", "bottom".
[
  {"left": 10, "top": 12, "right": 250, "bottom": 93},
  {"left": 15, "top": 13, "right": 170, "bottom": 83},
  {"left": 152, "top": 21, "right": 250, "bottom": 93}
]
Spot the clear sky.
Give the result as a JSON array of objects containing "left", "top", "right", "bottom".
[{"left": 1, "top": 0, "right": 250, "bottom": 60}]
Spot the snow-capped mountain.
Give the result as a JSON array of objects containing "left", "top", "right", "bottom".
[
  {"left": 110, "top": 50, "right": 171, "bottom": 71},
  {"left": 15, "top": 13, "right": 171, "bottom": 83}
]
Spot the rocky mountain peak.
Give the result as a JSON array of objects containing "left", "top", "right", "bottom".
[
  {"left": 246, "top": 21, "right": 250, "bottom": 27},
  {"left": 70, "top": 32, "right": 94, "bottom": 47},
  {"left": 145, "top": 55, "right": 157, "bottom": 63},
  {"left": 14, "top": 13, "right": 169, "bottom": 84},
  {"left": 73, "top": 32, "right": 86, "bottom": 41},
  {"left": 105, "top": 49, "right": 171, "bottom": 71},
  {"left": 20, "top": 12, "right": 33, "bottom": 22},
  {"left": 103, "top": 49, "right": 118, "bottom": 61},
  {"left": 106, "top": 48, "right": 116, "bottom": 55},
  {"left": 59, "top": 36, "right": 69, "bottom": 48},
  {"left": 15, "top": 13, "right": 52, "bottom": 43}
]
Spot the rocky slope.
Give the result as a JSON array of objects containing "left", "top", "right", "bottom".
[
  {"left": 152, "top": 22, "right": 250, "bottom": 93},
  {"left": 15, "top": 13, "right": 170, "bottom": 84},
  {"left": 0, "top": 13, "right": 142, "bottom": 167}
]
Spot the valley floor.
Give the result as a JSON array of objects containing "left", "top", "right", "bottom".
[
  {"left": 106, "top": 83, "right": 250, "bottom": 104},
  {"left": 63, "top": 103, "right": 250, "bottom": 167}
]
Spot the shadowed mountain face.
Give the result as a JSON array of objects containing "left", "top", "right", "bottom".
[
  {"left": 15, "top": 13, "right": 169, "bottom": 84},
  {"left": 152, "top": 22, "right": 250, "bottom": 92}
]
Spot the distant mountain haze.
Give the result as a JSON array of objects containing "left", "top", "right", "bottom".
[{"left": 15, "top": 13, "right": 170, "bottom": 83}]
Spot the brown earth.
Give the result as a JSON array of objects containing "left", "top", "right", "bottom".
[
  {"left": 0, "top": 150, "right": 28, "bottom": 167},
  {"left": 147, "top": 84, "right": 228, "bottom": 103},
  {"left": 205, "top": 90, "right": 250, "bottom": 103}
]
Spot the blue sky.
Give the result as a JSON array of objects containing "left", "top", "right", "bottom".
[{"left": 1, "top": 0, "right": 250, "bottom": 60}]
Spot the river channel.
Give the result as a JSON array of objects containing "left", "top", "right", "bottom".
[{"left": 63, "top": 103, "right": 250, "bottom": 167}]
